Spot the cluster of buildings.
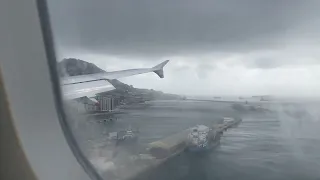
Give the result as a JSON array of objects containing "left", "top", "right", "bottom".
[{"left": 69, "top": 89, "right": 150, "bottom": 114}]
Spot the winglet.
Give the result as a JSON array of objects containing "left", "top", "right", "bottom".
[{"left": 152, "top": 60, "right": 169, "bottom": 78}]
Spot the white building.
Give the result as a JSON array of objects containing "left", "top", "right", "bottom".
[
  {"left": 96, "top": 96, "right": 115, "bottom": 111},
  {"left": 69, "top": 97, "right": 99, "bottom": 113}
]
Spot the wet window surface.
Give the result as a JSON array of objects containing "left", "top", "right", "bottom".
[{"left": 47, "top": 0, "right": 320, "bottom": 179}]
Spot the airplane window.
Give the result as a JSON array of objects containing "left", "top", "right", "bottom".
[{"left": 46, "top": 0, "right": 320, "bottom": 179}]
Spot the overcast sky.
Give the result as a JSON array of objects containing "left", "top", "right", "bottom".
[{"left": 48, "top": 0, "right": 320, "bottom": 97}]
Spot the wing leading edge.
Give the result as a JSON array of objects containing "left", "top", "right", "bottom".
[{"left": 61, "top": 60, "right": 169, "bottom": 99}]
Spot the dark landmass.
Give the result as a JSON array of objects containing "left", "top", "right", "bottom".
[{"left": 58, "top": 58, "right": 182, "bottom": 101}]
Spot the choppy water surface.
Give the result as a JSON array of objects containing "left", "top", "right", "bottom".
[{"left": 69, "top": 100, "right": 320, "bottom": 180}]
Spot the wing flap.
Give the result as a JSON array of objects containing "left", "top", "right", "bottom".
[{"left": 62, "top": 80, "right": 115, "bottom": 99}]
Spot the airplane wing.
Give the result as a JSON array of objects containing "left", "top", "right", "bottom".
[{"left": 61, "top": 60, "right": 169, "bottom": 100}]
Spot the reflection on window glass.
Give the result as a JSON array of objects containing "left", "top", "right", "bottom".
[{"left": 48, "top": 0, "right": 320, "bottom": 179}]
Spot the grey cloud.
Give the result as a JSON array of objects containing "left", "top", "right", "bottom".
[
  {"left": 251, "top": 57, "right": 281, "bottom": 69},
  {"left": 196, "top": 63, "right": 215, "bottom": 79},
  {"left": 48, "top": 0, "right": 320, "bottom": 58},
  {"left": 244, "top": 49, "right": 320, "bottom": 69}
]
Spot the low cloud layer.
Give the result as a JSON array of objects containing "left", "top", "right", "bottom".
[{"left": 48, "top": 0, "right": 320, "bottom": 97}]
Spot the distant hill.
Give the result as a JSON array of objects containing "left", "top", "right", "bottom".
[
  {"left": 58, "top": 58, "right": 181, "bottom": 100},
  {"left": 58, "top": 58, "right": 104, "bottom": 76}
]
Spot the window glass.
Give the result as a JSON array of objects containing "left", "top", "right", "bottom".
[{"left": 47, "top": 0, "right": 320, "bottom": 179}]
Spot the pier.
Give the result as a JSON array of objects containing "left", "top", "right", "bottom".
[{"left": 101, "top": 118, "right": 242, "bottom": 180}]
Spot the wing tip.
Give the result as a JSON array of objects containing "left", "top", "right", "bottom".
[{"left": 152, "top": 60, "right": 169, "bottom": 78}]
